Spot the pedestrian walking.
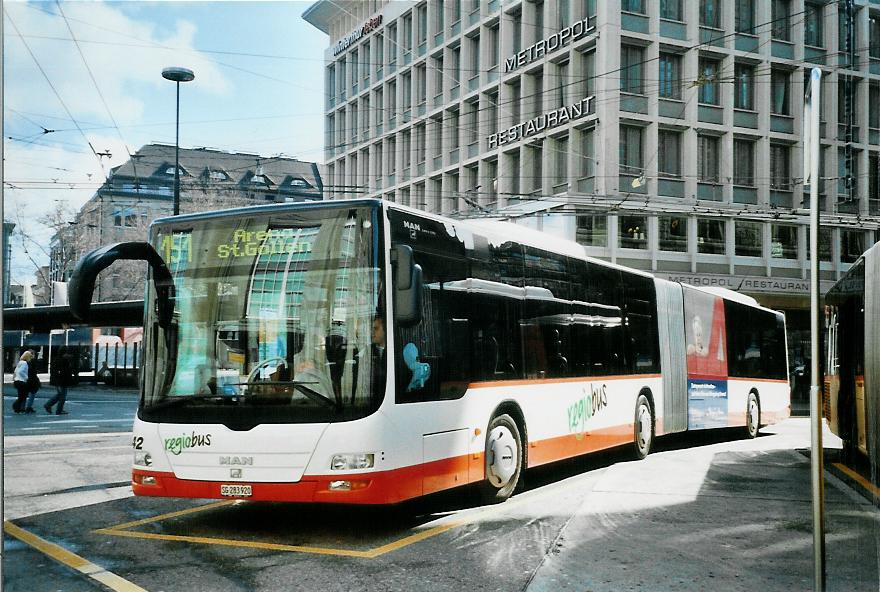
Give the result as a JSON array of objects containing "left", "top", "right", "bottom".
[
  {"left": 46, "top": 346, "right": 74, "bottom": 415},
  {"left": 24, "top": 350, "right": 41, "bottom": 413},
  {"left": 12, "top": 350, "right": 33, "bottom": 414}
]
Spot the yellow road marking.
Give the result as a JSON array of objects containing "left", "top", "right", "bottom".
[
  {"left": 832, "top": 463, "right": 880, "bottom": 498},
  {"left": 94, "top": 529, "right": 376, "bottom": 558},
  {"left": 93, "top": 467, "right": 607, "bottom": 558},
  {"left": 4, "top": 521, "right": 147, "bottom": 592},
  {"left": 94, "top": 500, "right": 235, "bottom": 533}
]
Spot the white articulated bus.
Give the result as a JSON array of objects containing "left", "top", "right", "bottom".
[{"left": 69, "top": 199, "right": 790, "bottom": 504}]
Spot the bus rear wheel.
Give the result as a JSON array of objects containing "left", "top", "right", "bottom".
[
  {"left": 633, "top": 394, "right": 654, "bottom": 460},
  {"left": 481, "top": 414, "right": 523, "bottom": 504},
  {"left": 746, "top": 392, "right": 761, "bottom": 439}
]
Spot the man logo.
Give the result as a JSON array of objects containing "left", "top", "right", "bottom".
[
  {"left": 230, "top": 468, "right": 243, "bottom": 478},
  {"left": 219, "top": 456, "right": 253, "bottom": 466}
]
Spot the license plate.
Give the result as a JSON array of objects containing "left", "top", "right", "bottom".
[{"left": 220, "top": 484, "right": 252, "bottom": 497}]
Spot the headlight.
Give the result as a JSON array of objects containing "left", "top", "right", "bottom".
[
  {"left": 134, "top": 451, "right": 153, "bottom": 467},
  {"left": 330, "top": 453, "right": 374, "bottom": 470}
]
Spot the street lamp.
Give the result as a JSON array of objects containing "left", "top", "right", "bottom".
[{"left": 161, "top": 67, "right": 195, "bottom": 216}]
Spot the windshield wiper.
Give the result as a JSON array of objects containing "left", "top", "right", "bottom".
[
  {"left": 233, "top": 381, "right": 339, "bottom": 410},
  {"left": 149, "top": 395, "right": 231, "bottom": 410}
]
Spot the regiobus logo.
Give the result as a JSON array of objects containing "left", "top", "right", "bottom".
[{"left": 164, "top": 432, "right": 213, "bottom": 455}]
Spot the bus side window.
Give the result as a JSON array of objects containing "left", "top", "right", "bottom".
[{"left": 393, "top": 249, "right": 470, "bottom": 402}]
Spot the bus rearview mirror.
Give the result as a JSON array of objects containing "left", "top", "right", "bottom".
[
  {"left": 69, "top": 242, "right": 175, "bottom": 328},
  {"left": 393, "top": 244, "right": 413, "bottom": 290},
  {"left": 392, "top": 244, "right": 422, "bottom": 326},
  {"left": 395, "top": 264, "right": 423, "bottom": 327}
]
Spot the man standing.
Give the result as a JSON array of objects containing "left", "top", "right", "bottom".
[{"left": 45, "top": 346, "right": 74, "bottom": 415}]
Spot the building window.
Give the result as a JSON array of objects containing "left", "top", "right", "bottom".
[
  {"left": 805, "top": 3, "right": 824, "bottom": 47},
  {"left": 870, "top": 153, "right": 880, "bottom": 206},
  {"left": 733, "top": 139, "right": 755, "bottom": 186},
  {"left": 469, "top": 34, "right": 480, "bottom": 84},
  {"left": 488, "top": 25, "right": 500, "bottom": 71},
  {"left": 771, "top": 0, "right": 791, "bottom": 41},
  {"left": 619, "top": 215, "right": 648, "bottom": 250},
  {"left": 619, "top": 125, "right": 643, "bottom": 176},
  {"left": 838, "top": 78, "right": 849, "bottom": 126},
  {"left": 555, "top": 136, "right": 569, "bottom": 189},
  {"left": 734, "top": 63, "right": 754, "bottom": 110},
  {"left": 698, "top": 58, "right": 720, "bottom": 105},
  {"left": 658, "top": 130, "right": 681, "bottom": 178},
  {"left": 819, "top": 228, "right": 833, "bottom": 262},
  {"left": 770, "top": 144, "right": 791, "bottom": 190},
  {"left": 580, "top": 127, "right": 596, "bottom": 179},
  {"left": 660, "top": 0, "right": 682, "bottom": 21},
  {"left": 771, "top": 68, "right": 790, "bottom": 115},
  {"left": 658, "top": 216, "right": 687, "bottom": 252},
  {"left": 558, "top": 0, "right": 571, "bottom": 28},
  {"left": 697, "top": 219, "right": 725, "bottom": 254},
  {"left": 576, "top": 213, "right": 607, "bottom": 247},
  {"left": 871, "top": 15, "right": 880, "bottom": 59},
  {"left": 735, "top": 221, "right": 763, "bottom": 257},
  {"left": 622, "top": 0, "right": 645, "bottom": 14},
  {"left": 871, "top": 84, "right": 880, "bottom": 129},
  {"left": 838, "top": 148, "right": 859, "bottom": 196},
  {"left": 735, "top": 0, "right": 754, "bottom": 33},
  {"left": 659, "top": 52, "right": 682, "bottom": 99},
  {"left": 700, "top": 0, "right": 720, "bottom": 28},
  {"left": 839, "top": 9, "right": 859, "bottom": 56},
  {"left": 113, "top": 207, "right": 138, "bottom": 228},
  {"left": 620, "top": 45, "right": 644, "bottom": 94},
  {"left": 556, "top": 61, "right": 569, "bottom": 107},
  {"left": 841, "top": 230, "right": 864, "bottom": 263},
  {"left": 698, "top": 134, "right": 720, "bottom": 183},
  {"left": 771, "top": 224, "right": 798, "bottom": 259}
]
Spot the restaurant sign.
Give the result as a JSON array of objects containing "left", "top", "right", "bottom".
[
  {"left": 487, "top": 96, "right": 595, "bottom": 149},
  {"left": 657, "top": 272, "right": 834, "bottom": 295}
]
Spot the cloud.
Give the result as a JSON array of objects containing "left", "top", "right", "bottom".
[
  {"left": 4, "top": 1, "right": 229, "bottom": 124},
  {"left": 3, "top": 0, "right": 232, "bottom": 285}
]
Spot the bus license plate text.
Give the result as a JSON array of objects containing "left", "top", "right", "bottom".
[{"left": 220, "top": 484, "right": 252, "bottom": 497}]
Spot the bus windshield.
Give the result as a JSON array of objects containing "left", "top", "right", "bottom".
[{"left": 141, "top": 205, "right": 385, "bottom": 427}]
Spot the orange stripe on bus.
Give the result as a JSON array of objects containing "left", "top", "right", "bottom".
[
  {"left": 131, "top": 424, "right": 636, "bottom": 504},
  {"left": 468, "top": 374, "right": 662, "bottom": 389}
]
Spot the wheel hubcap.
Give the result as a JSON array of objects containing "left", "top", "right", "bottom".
[
  {"left": 749, "top": 399, "right": 759, "bottom": 433},
  {"left": 637, "top": 405, "right": 651, "bottom": 451},
  {"left": 487, "top": 426, "right": 517, "bottom": 487}
]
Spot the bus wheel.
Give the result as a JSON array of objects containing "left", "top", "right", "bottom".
[
  {"left": 746, "top": 392, "right": 761, "bottom": 439},
  {"left": 633, "top": 395, "right": 654, "bottom": 460},
  {"left": 481, "top": 414, "right": 523, "bottom": 503}
]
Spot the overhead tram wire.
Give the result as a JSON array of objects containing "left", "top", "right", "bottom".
[
  {"left": 54, "top": 1, "right": 143, "bottom": 194},
  {"left": 314, "top": 1, "right": 841, "bottom": 150},
  {"left": 4, "top": 8, "right": 108, "bottom": 178},
  {"left": 20, "top": 1, "right": 602, "bottom": 74},
  {"left": 23, "top": 2, "right": 320, "bottom": 94}
]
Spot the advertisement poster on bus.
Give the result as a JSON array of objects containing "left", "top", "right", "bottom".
[{"left": 684, "top": 289, "right": 729, "bottom": 429}]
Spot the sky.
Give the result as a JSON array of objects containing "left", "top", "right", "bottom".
[{"left": 3, "top": 0, "right": 330, "bottom": 286}]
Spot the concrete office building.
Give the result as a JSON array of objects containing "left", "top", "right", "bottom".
[{"left": 305, "top": 0, "right": 880, "bottom": 408}]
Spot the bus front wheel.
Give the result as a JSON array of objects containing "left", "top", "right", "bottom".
[
  {"left": 633, "top": 394, "right": 654, "bottom": 460},
  {"left": 746, "top": 392, "right": 761, "bottom": 439},
  {"left": 481, "top": 414, "right": 523, "bottom": 503}
]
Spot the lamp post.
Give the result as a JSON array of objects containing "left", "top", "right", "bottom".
[{"left": 161, "top": 67, "right": 195, "bottom": 216}]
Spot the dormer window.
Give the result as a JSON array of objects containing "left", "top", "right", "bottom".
[
  {"left": 164, "top": 166, "right": 185, "bottom": 176},
  {"left": 208, "top": 170, "right": 228, "bottom": 181},
  {"left": 251, "top": 174, "right": 267, "bottom": 185},
  {"left": 289, "top": 178, "right": 310, "bottom": 188}
]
